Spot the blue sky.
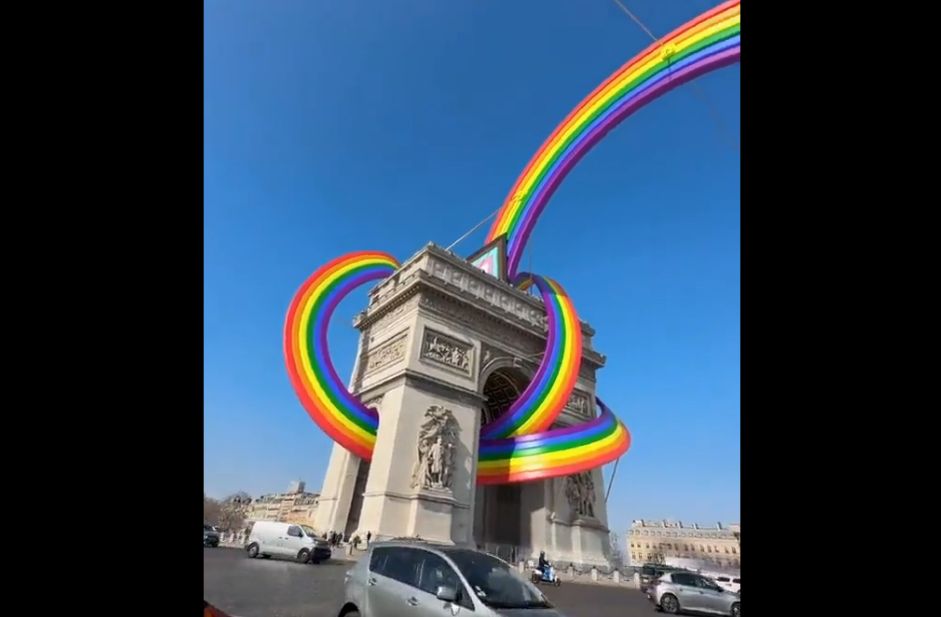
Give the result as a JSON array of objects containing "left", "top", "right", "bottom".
[{"left": 204, "top": 0, "right": 740, "bottom": 533}]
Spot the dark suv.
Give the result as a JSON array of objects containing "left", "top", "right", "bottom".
[
  {"left": 203, "top": 524, "right": 220, "bottom": 548},
  {"left": 639, "top": 563, "right": 684, "bottom": 593}
]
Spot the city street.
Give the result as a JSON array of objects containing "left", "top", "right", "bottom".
[{"left": 205, "top": 547, "right": 655, "bottom": 617}]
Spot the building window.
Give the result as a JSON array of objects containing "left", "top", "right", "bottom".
[
  {"left": 725, "top": 547, "right": 729, "bottom": 553},
  {"left": 732, "top": 547, "right": 737, "bottom": 554}
]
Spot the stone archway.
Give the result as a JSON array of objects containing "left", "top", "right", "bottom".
[{"left": 473, "top": 366, "right": 529, "bottom": 558}]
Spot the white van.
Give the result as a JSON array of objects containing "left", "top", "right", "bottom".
[{"left": 245, "top": 521, "right": 332, "bottom": 564}]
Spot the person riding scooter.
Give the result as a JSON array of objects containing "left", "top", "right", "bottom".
[{"left": 532, "top": 551, "right": 560, "bottom": 586}]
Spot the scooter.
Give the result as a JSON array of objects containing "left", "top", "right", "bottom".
[{"left": 531, "top": 564, "right": 561, "bottom": 586}]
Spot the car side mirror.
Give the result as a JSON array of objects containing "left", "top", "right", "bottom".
[{"left": 435, "top": 585, "right": 457, "bottom": 602}]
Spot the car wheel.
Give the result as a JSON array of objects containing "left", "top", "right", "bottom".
[
  {"left": 246, "top": 543, "right": 260, "bottom": 558},
  {"left": 343, "top": 612, "right": 360, "bottom": 617},
  {"left": 731, "top": 602, "right": 740, "bottom": 617},
  {"left": 661, "top": 593, "right": 680, "bottom": 615},
  {"left": 297, "top": 549, "right": 310, "bottom": 564}
]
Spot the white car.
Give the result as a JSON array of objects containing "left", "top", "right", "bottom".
[
  {"left": 712, "top": 575, "right": 741, "bottom": 593},
  {"left": 245, "top": 521, "right": 332, "bottom": 564}
]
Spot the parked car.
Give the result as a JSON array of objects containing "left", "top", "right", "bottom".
[
  {"left": 245, "top": 521, "right": 332, "bottom": 564},
  {"left": 339, "top": 539, "right": 566, "bottom": 616},
  {"left": 203, "top": 524, "right": 220, "bottom": 548},
  {"left": 648, "top": 571, "right": 740, "bottom": 616},
  {"left": 712, "top": 575, "right": 740, "bottom": 594}
]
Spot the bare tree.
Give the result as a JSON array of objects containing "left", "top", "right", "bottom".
[
  {"left": 204, "top": 494, "right": 222, "bottom": 526},
  {"left": 219, "top": 492, "right": 250, "bottom": 532}
]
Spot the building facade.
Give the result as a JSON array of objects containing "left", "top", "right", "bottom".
[
  {"left": 626, "top": 520, "right": 740, "bottom": 572},
  {"left": 246, "top": 481, "right": 320, "bottom": 526}
]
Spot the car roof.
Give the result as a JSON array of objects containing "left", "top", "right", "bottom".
[{"left": 370, "top": 539, "right": 451, "bottom": 549}]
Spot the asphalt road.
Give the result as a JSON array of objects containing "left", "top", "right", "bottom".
[{"left": 205, "top": 547, "right": 656, "bottom": 617}]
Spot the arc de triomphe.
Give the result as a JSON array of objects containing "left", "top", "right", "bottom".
[{"left": 313, "top": 243, "right": 612, "bottom": 568}]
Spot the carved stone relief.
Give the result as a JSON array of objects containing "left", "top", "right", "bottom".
[
  {"left": 364, "top": 332, "right": 407, "bottom": 375},
  {"left": 420, "top": 328, "right": 473, "bottom": 375},
  {"left": 564, "top": 471, "right": 597, "bottom": 519},
  {"left": 563, "top": 391, "right": 592, "bottom": 419},
  {"left": 410, "top": 405, "right": 459, "bottom": 491},
  {"left": 418, "top": 293, "right": 541, "bottom": 358}
]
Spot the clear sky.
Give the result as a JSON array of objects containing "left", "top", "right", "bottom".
[{"left": 204, "top": 0, "right": 740, "bottom": 533}]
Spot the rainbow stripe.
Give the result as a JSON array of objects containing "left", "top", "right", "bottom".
[
  {"left": 283, "top": 251, "right": 400, "bottom": 460},
  {"left": 478, "top": 397, "right": 631, "bottom": 485},
  {"left": 481, "top": 273, "right": 582, "bottom": 439},
  {"left": 487, "top": 0, "right": 741, "bottom": 278}
]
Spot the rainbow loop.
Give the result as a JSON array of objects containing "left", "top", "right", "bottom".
[
  {"left": 283, "top": 252, "right": 629, "bottom": 483},
  {"left": 283, "top": 1, "right": 739, "bottom": 483}
]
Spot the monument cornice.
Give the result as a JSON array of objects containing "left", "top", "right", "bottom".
[
  {"left": 354, "top": 245, "right": 606, "bottom": 369},
  {"left": 357, "top": 243, "right": 599, "bottom": 337}
]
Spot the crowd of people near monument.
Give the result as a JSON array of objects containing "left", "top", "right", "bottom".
[{"left": 320, "top": 529, "right": 373, "bottom": 548}]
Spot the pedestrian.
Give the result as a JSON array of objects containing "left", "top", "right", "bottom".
[{"left": 366, "top": 531, "right": 372, "bottom": 546}]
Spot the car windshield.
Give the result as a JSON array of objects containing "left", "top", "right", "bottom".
[
  {"left": 441, "top": 549, "right": 551, "bottom": 609},
  {"left": 301, "top": 525, "right": 317, "bottom": 537}
]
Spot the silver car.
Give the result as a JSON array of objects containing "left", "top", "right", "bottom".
[
  {"left": 339, "top": 540, "right": 567, "bottom": 616},
  {"left": 649, "top": 571, "right": 740, "bottom": 616}
]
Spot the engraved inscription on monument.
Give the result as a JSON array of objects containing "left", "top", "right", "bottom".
[
  {"left": 565, "top": 471, "right": 597, "bottom": 519},
  {"left": 420, "top": 328, "right": 473, "bottom": 375},
  {"left": 364, "top": 332, "right": 407, "bottom": 374},
  {"left": 410, "top": 405, "right": 459, "bottom": 491}
]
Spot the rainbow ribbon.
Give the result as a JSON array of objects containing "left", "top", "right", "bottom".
[
  {"left": 480, "top": 273, "right": 581, "bottom": 439},
  {"left": 487, "top": 0, "right": 741, "bottom": 279}
]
